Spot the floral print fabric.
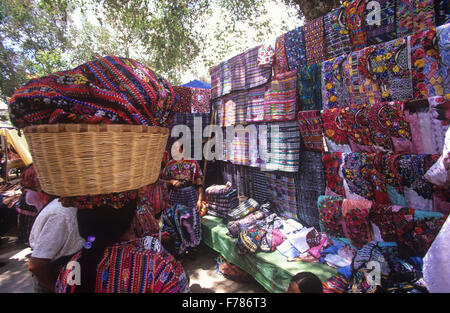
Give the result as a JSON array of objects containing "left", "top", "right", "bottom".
[{"left": 321, "top": 55, "right": 351, "bottom": 110}]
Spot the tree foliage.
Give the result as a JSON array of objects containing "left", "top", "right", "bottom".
[
  {"left": 1, "top": 0, "right": 304, "bottom": 100},
  {"left": 280, "top": 0, "right": 342, "bottom": 21}
]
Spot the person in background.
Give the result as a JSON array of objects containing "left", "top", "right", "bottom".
[
  {"left": 56, "top": 198, "right": 189, "bottom": 293},
  {"left": 287, "top": 272, "right": 324, "bottom": 293},
  {"left": 28, "top": 198, "right": 85, "bottom": 292},
  {"left": 161, "top": 141, "right": 204, "bottom": 258}
]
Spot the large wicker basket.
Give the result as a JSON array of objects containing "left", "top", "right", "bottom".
[{"left": 23, "top": 124, "right": 170, "bottom": 197}]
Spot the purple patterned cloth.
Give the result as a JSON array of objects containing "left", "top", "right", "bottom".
[
  {"left": 244, "top": 46, "right": 272, "bottom": 90},
  {"left": 284, "top": 26, "right": 307, "bottom": 71},
  {"left": 324, "top": 6, "right": 352, "bottom": 59}
]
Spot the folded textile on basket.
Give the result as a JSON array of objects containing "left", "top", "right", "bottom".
[{"left": 9, "top": 55, "right": 176, "bottom": 128}]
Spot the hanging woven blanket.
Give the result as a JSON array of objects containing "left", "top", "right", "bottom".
[
  {"left": 274, "top": 34, "right": 289, "bottom": 75},
  {"left": 296, "top": 150, "right": 326, "bottom": 229},
  {"left": 344, "top": 51, "right": 363, "bottom": 107},
  {"left": 284, "top": 26, "right": 307, "bottom": 71},
  {"left": 190, "top": 88, "right": 211, "bottom": 114},
  {"left": 368, "top": 101, "right": 414, "bottom": 153},
  {"left": 437, "top": 23, "right": 450, "bottom": 99},
  {"left": 435, "top": 0, "right": 450, "bottom": 26},
  {"left": 321, "top": 107, "right": 352, "bottom": 153},
  {"left": 322, "top": 152, "right": 346, "bottom": 197},
  {"left": 246, "top": 84, "right": 267, "bottom": 123},
  {"left": 321, "top": 55, "right": 351, "bottom": 110},
  {"left": 250, "top": 167, "right": 270, "bottom": 204},
  {"left": 297, "top": 63, "right": 323, "bottom": 111},
  {"left": 9, "top": 56, "right": 176, "bottom": 128},
  {"left": 172, "top": 86, "right": 192, "bottom": 113},
  {"left": 257, "top": 43, "right": 275, "bottom": 68},
  {"left": 365, "top": 0, "right": 397, "bottom": 45},
  {"left": 230, "top": 53, "right": 246, "bottom": 92},
  {"left": 263, "top": 70, "right": 297, "bottom": 122},
  {"left": 324, "top": 6, "right": 352, "bottom": 59},
  {"left": 339, "top": 104, "right": 376, "bottom": 153},
  {"left": 264, "top": 121, "right": 301, "bottom": 172},
  {"left": 304, "top": 16, "right": 327, "bottom": 66},
  {"left": 396, "top": 0, "right": 436, "bottom": 37},
  {"left": 410, "top": 28, "right": 444, "bottom": 99},
  {"left": 244, "top": 45, "right": 272, "bottom": 90},
  {"left": 297, "top": 110, "right": 325, "bottom": 152},
  {"left": 266, "top": 172, "right": 298, "bottom": 220},
  {"left": 346, "top": 0, "right": 368, "bottom": 51},
  {"left": 234, "top": 90, "right": 248, "bottom": 125}
]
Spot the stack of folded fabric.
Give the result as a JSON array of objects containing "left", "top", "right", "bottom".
[{"left": 205, "top": 182, "right": 239, "bottom": 218}]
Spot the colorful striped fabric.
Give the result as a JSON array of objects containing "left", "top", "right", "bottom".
[
  {"left": 9, "top": 56, "right": 176, "bottom": 128},
  {"left": 219, "top": 94, "right": 236, "bottom": 127},
  {"left": 234, "top": 90, "right": 248, "bottom": 125},
  {"left": 266, "top": 171, "right": 298, "bottom": 219},
  {"left": 230, "top": 53, "right": 246, "bottom": 92},
  {"left": 295, "top": 150, "right": 326, "bottom": 229},
  {"left": 346, "top": 0, "right": 368, "bottom": 51},
  {"left": 297, "top": 63, "right": 323, "bottom": 111},
  {"left": 246, "top": 84, "right": 268, "bottom": 123},
  {"left": 274, "top": 34, "right": 289, "bottom": 75},
  {"left": 396, "top": 0, "right": 436, "bottom": 36},
  {"left": 304, "top": 17, "right": 327, "bottom": 66},
  {"left": 284, "top": 26, "right": 307, "bottom": 71},
  {"left": 250, "top": 167, "right": 270, "bottom": 204},
  {"left": 365, "top": 0, "right": 397, "bottom": 45},
  {"left": 56, "top": 238, "right": 189, "bottom": 293},
  {"left": 264, "top": 121, "right": 301, "bottom": 172},
  {"left": 321, "top": 55, "right": 351, "bottom": 110},
  {"left": 263, "top": 70, "right": 298, "bottom": 122},
  {"left": 209, "top": 61, "right": 232, "bottom": 100},
  {"left": 244, "top": 46, "right": 272, "bottom": 90},
  {"left": 410, "top": 28, "right": 444, "bottom": 99},
  {"left": 324, "top": 6, "right": 352, "bottom": 59},
  {"left": 437, "top": 23, "right": 450, "bottom": 99},
  {"left": 322, "top": 274, "right": 348, "bottom": 293},
  {"left": 297, "top": 110, "right": 325, "bottom": 152},
  {"left": 232, "top": 126, "right": 250, "bottom": 166}
]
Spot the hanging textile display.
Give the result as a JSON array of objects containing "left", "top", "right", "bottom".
[
  {"left": 234, "top": 90, "right": 248, "bottom": 125},
  {"left": 365, "top": 0, "right": 397, "bottom": 45},
  {"left": 263, "top": 70, "right": 298, "bottom": 122},
  {"left": 434, "top": 0, "right": 450, "bottom": 26},
  {"left": 264, "top": 121, "right": 301, "bottom": 172},
  {"left": 246, "top": 84, "right": 267, "bottom": 123},
  {"left": 296, "top": 150, "right": 326, "bottom": 228},
  {"left": 324, "top": 6, "right": 352, "bottom": 59},
  {"left": 368, "top": 101, "right": 414, "bottom": 153},
  {"left": 250, "top": 167, "right": 270, "bottom": 204},
  {"left": 410, "top": 28, "right": 444, "bottom": 99},
  {"left": 428, "top": 96, "right": 450, "bottom": 153},
  {"left": 345, "top": 51, "right": 363, "bottom": 107},
  {"left": 322, "top": 107, "right": 352, "bottom": 153},
  {"left": 304, "top": 16, "right": 327, "bottom": 66},
  {"left": 232, "top": 127, "right": 250, "bottom": 166},
  {"left": 266, "top": 172, "right": 298, "bottom": 220},
  {"left": 322, "top": 152, "right": 346, "bottom": 197},
  {"left": 346, "top": 0, "right": 368, "bottom": 51},
  {"left": 297, "top": 110, "right": 325, "bottom": 152},
  {"left": 284, "top": 26, "right": 307, "bottom": 71},
  {"left": 396, "top": 0, "right": 436, "bottom": 37},
  {"left": 190, "top": 88, "right": 211, "bottom": 114},
  {"left": 354, "top": 48, "right": 382, "bottom": 105},
  {"left": 274, "top": 34, "right": 289, "bottom": 75},
  {"left": 437, "top": 23, "right": 450, "bottom": 99},
  {"left": 173, "top": 86, "right": 192, "bottom": 113},
  {"left": 358, "top": 36, "right": 413, "bottom": 103},
  {"left": 321, "top": 55, "right": 351, "bottom": 110},
  {"left": 219, "top": 94, "right": 236, "bottom": 127},
  {"left": 257, "top": 43, "right": 275, "bottom": 68},
  {"left": 339, "top": 104, "right": 376, "bottom": 153},
  {"left": 230, "top": 53, "right": 246, "bottom": 92},
  {"left": 244, "top": 45, "right": 272, "bottom": 90},
  {"left": 297, "top": 63, "right": 323, "bottom": 111}
]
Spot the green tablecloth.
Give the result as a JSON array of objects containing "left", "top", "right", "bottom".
[{"left": 201, "top": 215, "right": 338, "bottom": 293}]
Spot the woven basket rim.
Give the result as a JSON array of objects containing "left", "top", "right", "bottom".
[{"left": 23, "top": 123, "right": 169, "bottom": 134}]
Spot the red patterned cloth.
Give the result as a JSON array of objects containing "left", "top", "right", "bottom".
[
  {"left": 304, "top": 17, "right": 327, "bottom": 66},
  {"left": 172, "top": 86, "right": 192, "bottom": 113}
]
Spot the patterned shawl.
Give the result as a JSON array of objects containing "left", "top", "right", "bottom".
[{"left": 9, "top": 56, "right": 176, "bottom": 128}]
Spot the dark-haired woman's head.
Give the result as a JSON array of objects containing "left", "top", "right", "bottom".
[
  {"left": 73, "top": 198, "right": 138, "bottom": 293},
  {"left": 287, "top": 272, "right": 323, "bottom": 293}
]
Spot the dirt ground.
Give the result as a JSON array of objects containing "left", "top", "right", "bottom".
[{"left": 0, "top": 236, "right": 266, "bottom": 293}]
